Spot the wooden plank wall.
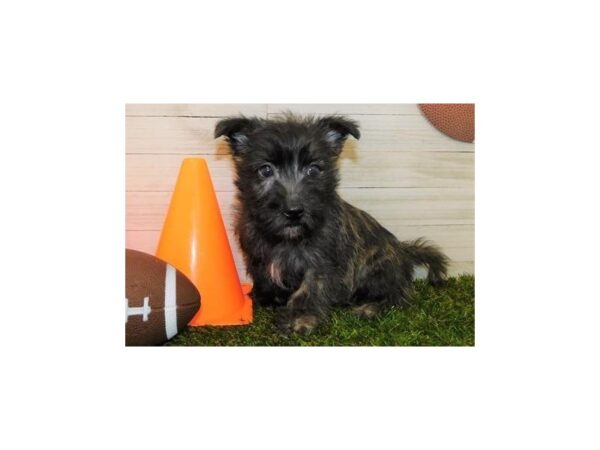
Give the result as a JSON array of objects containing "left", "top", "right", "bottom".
[{"left": 126, "top": 104, "right": 474, "bottom": 281}]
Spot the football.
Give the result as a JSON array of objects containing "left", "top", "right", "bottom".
[
  {"left": 419, "top": 103, "right": 475, "bottom": 143},
  {"left": 125, "top": 249, "right": 200, "bottom": 346}
]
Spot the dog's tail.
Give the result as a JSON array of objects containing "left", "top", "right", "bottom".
[{"left": 403, "top": 238, "right": 449, "bottom": 285}]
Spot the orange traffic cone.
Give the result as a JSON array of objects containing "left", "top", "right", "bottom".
[{"left": 156, "top": 158, "right": 252, "bottom": 326}]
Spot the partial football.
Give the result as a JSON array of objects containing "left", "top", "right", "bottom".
[
  {"left": 419, "top": 104, "right": 475, "bottom": 143},
  {"left": 125, "top": 249, "right": 200, "bottom": 346}
]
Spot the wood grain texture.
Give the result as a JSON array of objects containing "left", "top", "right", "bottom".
[
  {"left": 126, "top": 113, "right": 474, "bottom": 155},
  {"left": 126, "top": 151, "right": 474, "bottom": 191},
  {"left": 267, "top": 104, "right": 422, "bottom": 115},
  {"left": 126, "top": 117, "right": 228, "bottom": 155},
  {"left": 270, "top": 113, "right": 474, "bottom": 152},
  {"left": 126, "top": 188, "right": 473, "bottom": 231},
  {"left": 126, "top": 104, "right": 268, "bottom": 117},
  {"left": 125, "top": 103, "right": 475, "bottom": 281}
]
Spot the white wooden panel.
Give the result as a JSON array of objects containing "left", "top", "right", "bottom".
[
  {"left": 126, "top": 104, "right": 267, "bottom": 117},
  {"left": 125, "top": 154, "right": 236, "bottom": 192},
  {"left": 126, "top": 152, "right": 473, "bottom": 192},
  {"left": 345, "top": 114, "right": 474, "bottom": 152},
  {"left": 267, "top": 104, "right": 421, "bottom": 115},
  {"left": 126, "top": 188, "right": 473, "bottom": 231},
  {"left": 126, "top": 190, "right": 238, "bottom": 230},
  {"left": 343, "top": 187, "right": 473, "bottom": 225},
  {"left": 126, "top": 116, "right": 227, "bottom": 155},
  {"left": 126, "top": 113, "right": 473, "bottom": 155},
  {"left": 269, "top": 113, "right": 474, "bottom": 152},
  {"left": 338, "top": 150, "right": 473, "bottom": 188}
]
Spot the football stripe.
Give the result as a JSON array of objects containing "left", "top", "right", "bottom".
[{"left": 164, "top": 264, "right": 178, "bottom": 339}]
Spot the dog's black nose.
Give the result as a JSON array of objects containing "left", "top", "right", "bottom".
[{"left": 283, "top": 206, "right": 304, "bottom": 220}]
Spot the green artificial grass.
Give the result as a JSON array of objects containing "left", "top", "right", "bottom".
[{"left": 167, "top": 274, "right": 474, "bottom": 346}]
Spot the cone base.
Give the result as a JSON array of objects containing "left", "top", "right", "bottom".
[{"left": 188, "top": 284, "right": 253, "bottom": 327}]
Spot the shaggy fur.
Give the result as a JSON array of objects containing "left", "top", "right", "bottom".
[{"left": 215, "top": 114, "right": 449, "bottom": 334}]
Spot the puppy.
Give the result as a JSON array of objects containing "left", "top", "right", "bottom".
[{"left": 215, "top": 114, "right": 449, "bottom": 334}]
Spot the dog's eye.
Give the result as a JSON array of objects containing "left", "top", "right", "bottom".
[
  {"left": 306, "top": 164, "right": 321, "bottom": 177},
  {"left": 258, "top": 164, "right": 274, "bottom": 178}
]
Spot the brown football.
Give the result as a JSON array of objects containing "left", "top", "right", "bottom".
[
  {"left": 419, "top": 103, "right": 475, "bottom": 143},
  {"left": 125, "top": 249, "right": 200, "bottom": 346}
]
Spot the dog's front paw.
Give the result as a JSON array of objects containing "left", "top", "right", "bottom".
[
  {"left": 291, "top": 315, "right": 319, "bottom": 334},
  {"left": 276, "top": 313, "right": 319, "bottom": 335},
  {"left": 351, "top": 302, "right": 381, "bottom": 319}
]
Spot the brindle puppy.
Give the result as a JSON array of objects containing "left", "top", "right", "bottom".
[{"left": 215, "top": 114, "right": 449, "bottom": 334}]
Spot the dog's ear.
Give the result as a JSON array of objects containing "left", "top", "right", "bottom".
[
  {"left": 214, "top": 116, "right": 260, "bottom": 154},
  {"left": 317, "top": 116, "right": 360, "bottom": 153}
]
